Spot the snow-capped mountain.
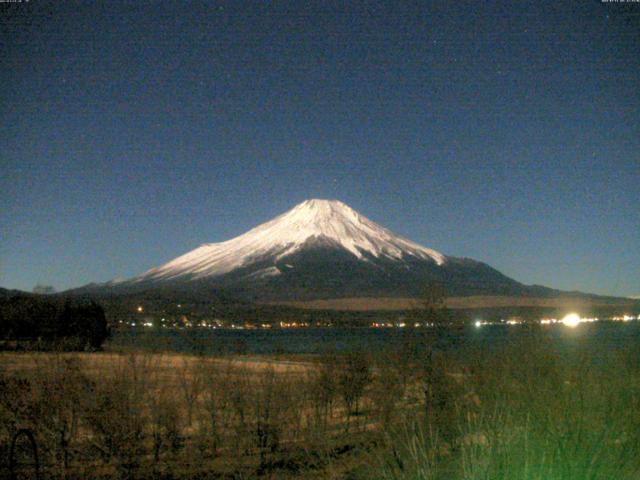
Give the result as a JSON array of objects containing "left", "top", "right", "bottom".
[
  {"left": 135, "top": 199, "right": 445, "bottom": 283},
  {"left": 74, "top": 199, "right": 553, "bottom": 301}
]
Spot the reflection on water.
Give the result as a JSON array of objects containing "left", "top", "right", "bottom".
[{"left": 107, "top": 322, "right": 640, "bottom": 356}]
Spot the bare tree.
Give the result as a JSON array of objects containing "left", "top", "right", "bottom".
[
  {"left": 413, "top": 282, "right": 451, "bottom": 329},
  {"left": 177, "top": 358, "right": 205, "bottom": 427},
  {"left": 337, "top": 351, "right": 372, "bottom": 425}
]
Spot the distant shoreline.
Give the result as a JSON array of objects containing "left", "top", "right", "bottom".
[{"left": 268, "top": 295, "right": 638, "bottom": 311}]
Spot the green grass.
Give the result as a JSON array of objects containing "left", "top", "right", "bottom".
[{"left": 374, "top": 336, "right": 640, "bottom": 480}]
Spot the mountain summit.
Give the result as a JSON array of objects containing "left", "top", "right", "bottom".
[
  {"left": 76, "top": 199, "right": 555, "bottom": 301},
  {"left": 136, "top": 199, "right": 445, "bottom": 284}
]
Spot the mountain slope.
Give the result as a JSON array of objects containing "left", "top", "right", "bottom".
[
  {"left": 71, "top": 199, "right": 571, "bottom": 302},
  {"left": 135, "top": 199, "right": 445, "bottom": 284}
]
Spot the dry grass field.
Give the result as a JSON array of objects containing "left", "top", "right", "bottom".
[
  {"left": 0, "top": 349, "right": 413, "bottom": 479},
  {"left": 269, "top": 295, "right": 637, "bottom": 311},
  {"left": 0, "top": 352, "right": 315, "bottom": 377},
  {"left": 2, "top": 330, "right": 640, "bottom": 479}
]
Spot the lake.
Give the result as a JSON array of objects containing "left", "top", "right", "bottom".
[{"left": 107, "top": 321, "right": 640, "bottom": 356}]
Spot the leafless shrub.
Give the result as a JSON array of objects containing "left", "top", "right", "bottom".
[
  {"left": 177, "top": 358, "right": 205, "bottom": 427},
  {"left": 336, "top": 351, "right": 373, "bottom": 429},
  {"left": 83, "top": 354, "right": 153, "bottom": 478},
  {"left": 422, "top": 349, "right": 458, "bottom": 441},
  {"left": 223, "top": 365, "right": 254, "bottom": 456},
  {"left": 0, "top": 366, "right": 38, "bottom": 474},
  {"left": 33, "top": 356, "right": 94, "bottom": 476},
  {"left": 370, "top": 355, "right": 407, "bottom": 429},
  {"left": 148, "top": 390, "right": 182, "bottom": 465},
  {"left": 309, "top": 355, "right": 338, "bottom": 434},
  {"left": 0, "top": 351, "right": 391, "bottom": 478},
  {"left": 0, "top": 355, "right": 94, "bottom": 477},
  {"left": 197, "top": 360, "right": 237, "bottom": 458}
]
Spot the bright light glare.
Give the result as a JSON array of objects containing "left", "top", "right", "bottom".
[
  {"left": 475, "top": 320, "right": 482, "bottom": 328},
  {"left": 562, "top": 313, "right": 581, "bottom": 328}
]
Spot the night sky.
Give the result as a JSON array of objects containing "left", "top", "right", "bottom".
[{"left": 1, "top": 1, "right": 638, "bottom": 297}]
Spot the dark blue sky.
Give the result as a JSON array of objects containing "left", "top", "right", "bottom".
[{"left": 1, "top": 1, "right": 638, "bottom": 296}]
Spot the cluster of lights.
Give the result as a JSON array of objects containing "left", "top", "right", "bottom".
[
  {"left": 561, "top": 313, "right": 581, "bottom": 328},
  {"left": 612, "top": 314, "right": 639, "bottom": 322},
  {"left": 474, "top": 318, "right": 522, "bottom": 327},
  {"left": 125, "top": 321, "right": 287, "bottom": 330},
  {"left": 279, "top": 321, "right": 310, "bottom": 328},
  {"left": 474, "top": 313, "right": 639, "bottom": 329},
  {"left": 541, "top": 316, "right": 598, "bottom": 325},
  {"left": 126, "top": 307, "right": 639, "bottom": 330},
  {"left": 372, "top": 322, "right": 395, "bottom": 328},
  {"left": 371, "top": 322, "right": 441, "bottom": 329}
]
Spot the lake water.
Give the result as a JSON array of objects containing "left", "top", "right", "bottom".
[{"left": 107, "top": 322, "right": 640, "bottom": 356}]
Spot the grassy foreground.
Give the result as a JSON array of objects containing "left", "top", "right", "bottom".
[
  {"left": 1, "top": 328, "right": 639, "bottom": 479},
  {"left": 375, "top": 334, "right": 640, "bottom": 480}
]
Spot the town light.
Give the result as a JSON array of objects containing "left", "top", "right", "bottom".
[{"left": 562, "top": 313, "right": 581, "bottom": 328}]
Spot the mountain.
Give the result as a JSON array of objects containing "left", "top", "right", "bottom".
[
  {"left": 138, "top": 198, "right": 445, "bottom": 281},
  {"left": 0, "top": 287, "right": 32, "bottom": 299},
  {"left": 71, "top": 199, "right": 570, "bottom": 302}
]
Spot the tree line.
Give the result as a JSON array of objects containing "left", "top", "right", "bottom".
[{"left": 0, "top": 294, "right": 109, "bottom": 350}]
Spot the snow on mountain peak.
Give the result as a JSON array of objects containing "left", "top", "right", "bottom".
[{"left": 136, "top": 199, "right": 445, "bottom": 282}]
